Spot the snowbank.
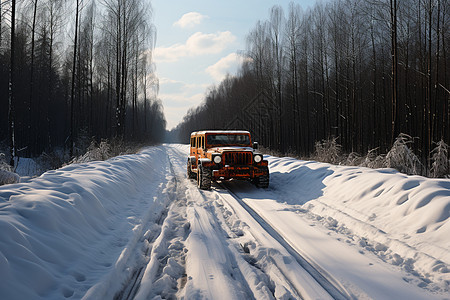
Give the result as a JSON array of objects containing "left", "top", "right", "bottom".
[
  {"left": 0, "top": 169, "right": 20, "bottom": 185},
  {"left": 0, "top": 146, "right": 171, "bottom": 299},
  {"left": 268, "top": 156, "right": 450, "bottom": 291},
  {"left": 1, "top": 144, "right": 448, "bottom": 299}
]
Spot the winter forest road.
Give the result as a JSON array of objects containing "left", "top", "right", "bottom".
[
  {"left": 163, "top": 144, "right": 343, "bottom": 300},
  {"left": 1, "top": 145, "right": 447, "bottom": 299},
  {"left": 112, "top": 144, "right": 442, "bottom": 300}
]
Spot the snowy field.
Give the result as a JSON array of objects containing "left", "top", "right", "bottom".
[{"left": 0, "top": 144, "right": 448, "bottom": 299}]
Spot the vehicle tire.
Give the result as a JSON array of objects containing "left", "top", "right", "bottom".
[
  {"left": 255, "top": 175, "right": 269, "bottom": 188},
  {"left": 187, "top": 159, "right": 196, "bottom": 179},
  {"left": 197, "top": 165, "right": 211, "bottom": 190},
  {"left": 254, "top": 167, "right": 269, "bottom": 188}
]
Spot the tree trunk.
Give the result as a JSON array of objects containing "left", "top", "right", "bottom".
[
  {"left": 70, "top": 0, "right": 80, "bottom": 157},
  {"left": 427, "top": 0, "right": 433, "bottom": 169},
  {"left": 434, "top": 0, "right": 441, "bottom": 139},
  {"left": 390, "top": 0, "right": 398, "bottom": 144},
  {"left": 441, "top": 0, "right": 449, "bottom": 142},
  {"left": 370, "top": 20, "right": 377, "bottom": 149},
  {"left": 28, "top": 0, "right": 38, "bottom": 156},
  {"left": 8, "top": 0, "right": 16, "bottom": 167},
  {"left": 0, "top": 0, "right": 2, "bottom": 48}
]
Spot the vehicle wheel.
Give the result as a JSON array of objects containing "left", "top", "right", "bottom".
[
  {"left": 187, "top": 159, "right": 196, "bottom": 179},
  {"left": 255, "top": 175, "right": 269, "bottom": 188},
  {"left": 254, "top": 167, "right": 269, "bottom": 188},
  {"left": 197, "top": 165, "right": 211, "bottom": 190}
]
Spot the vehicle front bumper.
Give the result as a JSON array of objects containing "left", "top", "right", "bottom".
[{"left": 211, "top": 164, "right": 268, "bottom": 180}]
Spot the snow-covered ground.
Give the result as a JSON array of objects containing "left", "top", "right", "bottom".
[{"left": 0, "top": 144, "right": 448, "bottom": 299}]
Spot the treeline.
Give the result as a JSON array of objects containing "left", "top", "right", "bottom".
[
  {"left": 174, "top": 0, "right": 449, "bottom": 167},
  {"left": 1, "top": 0, "right": 166, "bottom": 164}
]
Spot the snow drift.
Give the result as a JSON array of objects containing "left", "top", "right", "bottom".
[
  {"left": 0, "top": 144, "right": 448, "bottom": 299},
  {"left": 0, "top": 147, "right": 172, "bottom": 299},
  {"left": 268, "top": 156, "right": 450, "bottom": 292}
]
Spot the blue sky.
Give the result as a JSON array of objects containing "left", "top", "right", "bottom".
[{"left": 151, "top": 0, "right": 317, "bottom": 129}]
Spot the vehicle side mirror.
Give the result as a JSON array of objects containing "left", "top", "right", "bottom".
[{"left": 253, "top": 142, "right": 259, "bottom": 150}]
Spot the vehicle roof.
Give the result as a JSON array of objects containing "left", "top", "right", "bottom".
[{"left": 190, "top": 130, "right": 250, "bottom": 136}]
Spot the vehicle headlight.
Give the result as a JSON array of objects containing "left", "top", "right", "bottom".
[
  {"left": 213, "top": 155, "right": 222, "bottom": 164},
  {"left": 254, "top": 154, "right": 262, "bottom": 163}
]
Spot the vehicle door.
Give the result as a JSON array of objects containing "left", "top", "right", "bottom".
[
  {"left": 197, "top": 136, "right": 205, "bottom": 160},
  {"left": 194, "top": 136, "right": 202, "bottom": 166}
]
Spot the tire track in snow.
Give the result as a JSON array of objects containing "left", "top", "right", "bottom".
[
  {"left": 167, "top": 145, "right": 256, "bottom": 299},
  {"left": 114, "top": 148, "right": 189, "bottom": 300},
  {"left": 83, "top": 147, "right": 176, "bottom": 300},
  {"left": 164, "top": 147, "right": 351, "bottom": 299},
  {"left": 115, "top": 208, "right": 168, "bottom": 300},
  {"left": 166, "top": 144, "right": 338, "bottom": 299},
  {"left": 215, "top": 183, "right": 351, "bottom": 300},
  {"left": 132, "top": 156, "right": 190, "bottom": 300}
]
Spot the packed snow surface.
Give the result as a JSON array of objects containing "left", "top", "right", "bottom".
[{"left": 0, "top": 144, "right": 448, "bottom": 299}]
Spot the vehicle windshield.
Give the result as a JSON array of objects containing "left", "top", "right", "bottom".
[{"left": 207, "top": 134, "right": 250, "bottom": 147}]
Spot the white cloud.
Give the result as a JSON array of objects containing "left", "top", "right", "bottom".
[
  {"left": 153, "top": 44, "right": 186, "bottom": 63},
  {"left": 154, "top": 31, "right": 236, "bottom": 63},
  {"left": 158, "top": 79, "right": 207, "bottom": 129},
  {"left": 187, "top": 31, "right": 235, "bottom": 55},
  {"left": 173, "top": 12, "right": 209, "bottom": 28},
  {"left": 205, "top": 53, "right": 244, "bottom": 82},
  {"left": 161, "top": 91, "right": 204, "bottom": 107}
]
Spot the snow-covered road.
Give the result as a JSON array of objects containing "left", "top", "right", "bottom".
[{"left": 0, "top": 144, "right": 448, "bottom": 299}]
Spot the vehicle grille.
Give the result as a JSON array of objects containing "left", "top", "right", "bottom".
[{"left": 223, "top": 152, "right": 252, "bottom": 165}]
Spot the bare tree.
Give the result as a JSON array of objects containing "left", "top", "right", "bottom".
[
  {"left": 0, "top": 0, "right": 9, "bottom": 50},
  {"left": 8, "top": 0, "right": 16, "bottom": 167},
  {"left": 0, "top": 0, "right": 2, "bottom": 49},
  {"left": 28, "top": 0, "right": 38, "bottom": 149},
  {"left": 285, "top": 3, "right": 302, "bottom": 149},
  {"left": 0, "top": 0, "right": 163, "bottom": 160},
  {"left": 100, "top": 0, "right": 150, "bottom": 137},
  {"left": 390, "top": 0, "right": 399, "bottom": 143},
  {"left": 175, "top": 0, "right": 448, "bottom": 172},
  {"left": 269, "top": 5, "right": 284, "bottom": 150},
  {"left": 70, "top": 0, "right": 81, "bottom": 157}
]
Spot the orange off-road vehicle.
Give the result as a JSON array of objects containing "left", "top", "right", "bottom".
[{"left": 187, "top": 130, "right": 269, "bottom": 190}]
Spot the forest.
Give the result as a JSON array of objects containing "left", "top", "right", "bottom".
[
  {"left": 1, "top": 0, "right": 166, "bottom": 167},
  {"left": 174, "top": 0, "right": 449, "bottom": 174}
]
